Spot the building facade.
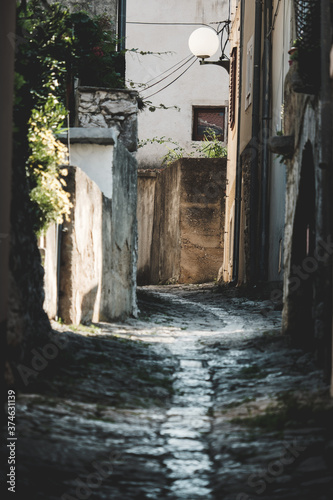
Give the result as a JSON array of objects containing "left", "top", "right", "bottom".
[
  {"left": 223, "top": 0, "right": 333, "bottom": 390},
  {"left": 220, "top": 0, "right": 292, "bottom": 288},
  {"left": 278, "top": 0, "right": 332, "bottom": 387},
  {"left": 126, "top": 0, "right": 230, "bottom": 168}
]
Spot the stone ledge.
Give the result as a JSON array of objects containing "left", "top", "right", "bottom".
[
  {"left": 57, "top": 127, "right": 119, "bottom": 145},
  {"left": 138, "top": 170, "right": 158, "bottom": 178},
  {"left": 268, "top": 135, "right": 294, "bottom": 158},
  {"left": 78, "top": 86, "right": 139, "bottom": 98}
]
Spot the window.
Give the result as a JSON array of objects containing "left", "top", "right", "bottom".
[
  {"left": 229, "top": 47, "right": 237, "bottom": 129},
  {"left": 294, "top": 0, "right": 320, "bottom": 85},
  {"left": 192, "top": 107, "right": 226, "bottom": 141},
  {"left": 245, "top": 36, "right": 253, "bottom": 110}
]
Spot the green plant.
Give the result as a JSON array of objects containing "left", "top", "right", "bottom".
[
  {"left": 14, "top": 1, "right": 128, "bottom": 236},
  {"left": 138, "top": 136, "right": 188, "bottom": 165},
  {"left": 197, "top": 128, "right": 228, "bottom": 158},
  {"left": 27, "top": 97, "right": 72, "bottom": 235},
  {"left": 139, "top": 129, "right": 227, "bottom": 166},
  {"left": 69, "top": 10, "right": 125, "bottom": 88}
]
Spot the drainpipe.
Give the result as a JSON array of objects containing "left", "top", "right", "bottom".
[
  {"left": 249, "top": 0, "right": 263, "bottom": 283},
  {"left": 55, "top": 224, "right": 63, "bottom": 322},
  {"left": 117, "top": 0, "right": 127, "bottom": 79},
  {"left": 118, "top": 0, "right": 126, "bottom": 52},
  {"left": 319, "top": 0, "right": 332, "bottom": 381},
  {"left": 232, "top": 0, "right": 245, "bottom": 284},
  {"left": 259, "top": 0, "right": 272, "bottom": 281}
]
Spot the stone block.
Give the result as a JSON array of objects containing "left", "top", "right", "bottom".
[
  {"left": 59, "top": 166, "right": 103, "bottom": 325},
  {"left": 101, "top": 99, "right": 137, "bottom": 115},
  {"left": 136, "top": 158, "right": 227, "bottom": 285},
  {"left": 76, "top": 87, "right": 139, "bottom": 151},
  {"left": 53, "top": 150, "right": 137, "bottom": 324}
]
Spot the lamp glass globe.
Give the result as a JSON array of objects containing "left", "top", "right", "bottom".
[{"left": 188, "top": 27, "right": 220, "bottom": 59}]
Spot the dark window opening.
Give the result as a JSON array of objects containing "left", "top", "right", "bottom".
[
  {"left": 294, "top": 0, "right": 320, "bottom": 87},
  {"left": 192, "top": 107, "right": 225, "bottom": 141}
]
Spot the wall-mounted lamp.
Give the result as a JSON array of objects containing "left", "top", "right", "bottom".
[{"left": 188, "top": 26, "right": 230, "bottom": 73}]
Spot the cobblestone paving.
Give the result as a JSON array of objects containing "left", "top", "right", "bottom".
[{"left": 1, "top": 284, "right": 333, "bottom": 499}]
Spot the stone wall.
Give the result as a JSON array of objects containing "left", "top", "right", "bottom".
[
  {"left": 39, "top": 225, "right": 58, "bottom": 320},
  {"left": 60, "top": 127, "right": 119, "bottom": 199},
  {"left": 137, "top": 172, "right": 157, "bottom": 284},
  {"left": 76, "top": 88, "right": 138, "bottom": 152},
  {"left": 151, "top": 163, "right": 182, "bottom": 284},
  {"left": 43, "top": 131, "right": 138, "bottom": 324},
  {"left": 179, "top": 158, "right": 226, "bottom": 284},
  {"left": 137, "top": 163, "right": 181, "bottom": 285},
  {"left": 108, "top": 142, "right": 138, "bottom": 318},
  {"left": 59, "top": 166, "right": 104, "bottom": 324},
  {"left": 282, "top": 64, "right": 318, "bottom": 336},
  {"left": 137, "top": 158, "right": 227, "bottom": 285},
  {"left": 281, "top": 61, "right": 333, "bottom": 382}
]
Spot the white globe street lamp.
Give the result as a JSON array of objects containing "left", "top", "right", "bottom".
[
  {"left": 188, "top": 26, "right": 230, "bottom": 73},
  {"left": 188, "top": 27, "right": 220, "bottom": 60}
]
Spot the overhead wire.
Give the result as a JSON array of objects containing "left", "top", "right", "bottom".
[
  {"left": 143, "top": 54, "right": 193, "bottom": 85},
  {"left": 142, "top": 58, "right": 197, "bottom": 99},
  {"left": 128, "top": 11, "right": 232, "bottom": 100},
  {"left": 142, "top": 56, "right": 196, "bottom": 92},
  {"left": 127, "top": 21, "right": 216, "bottom": 31},
  {"left": 142, "top": 55, "right": 195, "bottom": 92},
  {"left": 127, "top": 54, "right": 194, "bottom": 89}
]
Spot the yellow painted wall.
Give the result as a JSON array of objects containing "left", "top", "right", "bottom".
[
  {"left": 239, "top": 0, "right": 255, "bottom": 151},
  {"left": 219, "top": 4, "right": 240, "bottom": 282},
  {"left": 220, "top": 0, "right": 255, "bottom": 284}
]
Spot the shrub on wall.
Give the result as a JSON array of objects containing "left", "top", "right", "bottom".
[
  {"left": 14, "top": 0, "right": 125, "bottom": 235},
  {"left": 27, "top": 98, "right": 72, "bottom": 235},
  {"left": 139, "top": 128, "right": 227, "bottom": 166}
]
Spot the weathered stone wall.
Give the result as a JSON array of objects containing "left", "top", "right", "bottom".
[
  {"left": 137, "top": 163, "right": 181, "bottom": 285},
  {"left": 137, "top": 172, "right": 157, "bottom": 285},
  {"left": 137, "top": 158, "right": 227, "bottom": 285},
  {"left": 179, "top": 158, "right": 226, "bottom": 284},
  {"left": 108, "top": 142, "right": 138, "bottom": 318},
  {"left": 151, "top": 163, "right": 182, "bottom": 284},
  {"left": 281, "top": 61, "right": 333, "bottom": 385},
  {"left": 59, "top": 166, "right": 104, "bottom": 324},
  {"left": 43, "top": 133, "right": 138, "bottom": 324},
  {"left": 60, "top": 127, "right": 118, "bottom": 199},
  {"left": 39, "top": 225, "right": 58, "bottom": 320},
  {"left": 282, "top": 64, "right": 318, "bottom": 335},
  {"left": 76, "top": 88, "right": 138, "bottom": 152}
]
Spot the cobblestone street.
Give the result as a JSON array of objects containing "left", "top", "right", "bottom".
[{"left": 3, "top": 285, "right": 333, "bottom": 499}]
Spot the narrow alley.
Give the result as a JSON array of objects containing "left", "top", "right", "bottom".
[{"left": 5, "top": 285, "right": 333, "bottom": 500}]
